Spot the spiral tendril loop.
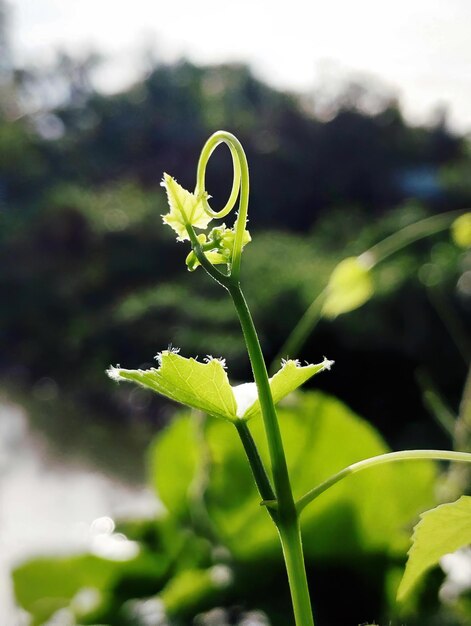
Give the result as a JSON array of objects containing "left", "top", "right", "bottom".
[{"left": 195, "top": 131, "right": 249, "bottom": 280}]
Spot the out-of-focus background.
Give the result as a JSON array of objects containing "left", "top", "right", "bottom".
[{"left": 1, "top": 1, "right": 471, "bottom": 624}]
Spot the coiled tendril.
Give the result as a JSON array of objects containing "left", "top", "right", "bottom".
[{"left": 195, "top": 131, "right": 249, "bottom": 280}]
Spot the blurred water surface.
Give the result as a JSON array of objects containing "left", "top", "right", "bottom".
[{"left": 0, "top": 399, "right": 159, "bottom": 625}]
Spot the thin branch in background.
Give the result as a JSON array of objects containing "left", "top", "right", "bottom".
[{"left": 416, "top": 368, "right": 456, "bottom": 439}]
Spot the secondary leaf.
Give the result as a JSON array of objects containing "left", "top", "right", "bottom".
[
  {"left": 108, "top": 350, "right": 237, "bottom": 422},
  {"left": 322, "top": 256, "right": 374, "bottom": 318},
  {"left": 397, "top": 496, "right": 471, "bottom": 601},
  {"left": 161, "top": 173, "right": 212, "bottom": 241}
]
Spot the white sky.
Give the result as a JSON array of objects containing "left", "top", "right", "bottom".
[{"left": 9, "top": 0, "right": 471, "bottom": 133}]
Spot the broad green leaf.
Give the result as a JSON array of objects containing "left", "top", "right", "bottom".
[
  {"left": 397, "top": 496, "right": 471, "bottom": 601},
  {"left": 451, "top": 212, "right": 471, "bottom": 248},
  {"left": 161, "top": 173, "right": 212, "bottom": 241},
  {"left": 322, "top": 256, "right": 374, "bottom": 318},
  {"left": 239, "top": 358, "right": 333, "bottom": 420},
  {"left": 108, "top": 350, "right": 237, "bottom": 422},
  {"left": 148, "top": 413, "right": 199, "bottom": 520},
  {"left": 13, "top": 552, "right": 165, "bottom": 625},
  {"left": 13, "top": 554, "right": 115, "bottom": 623}
]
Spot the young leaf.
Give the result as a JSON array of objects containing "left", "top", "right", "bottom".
[
  {"left": 186, "top": 249, "right": 228, "bottom": 271},
  {"left": 108, "top": 350, "right": 237, "bottom": 422},
  {"left": 239, "top": 358, "right": 334, "bottom": 421},
  {"left": 185, "top": 225, "right": 252, "bottom": 271},
  {"left": 161, "top": 174, "right": 212, "bottom": 241},
  {"left": 397, "top": 496, "right": 471, "bottom": 601},
  {"left": 109, "top": 354, "right": 332, "bottom": 423},
  {"left": 322, "top": 256, "right": 374, "bottom": 319}
]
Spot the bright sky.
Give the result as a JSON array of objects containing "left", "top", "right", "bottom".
[{"left": 9, "top": 0, "right": 471, "bottom": 133}]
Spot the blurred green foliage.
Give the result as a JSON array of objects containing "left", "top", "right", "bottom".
[
  {"left": 13, "top": 391, "right": 446, "bottom": 625},
  {"left": 3, "top": 53, "right": 471, "bottom": 625}
]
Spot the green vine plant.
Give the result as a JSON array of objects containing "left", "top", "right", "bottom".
[{"left": 108, "top": 131, "right": 471, "bottom": 626}]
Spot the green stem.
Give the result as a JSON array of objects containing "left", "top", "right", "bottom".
[
  {"left": 194, "top": 131, "right": 315, "bottom": 625},
  {"left": 458, "top": 363, "right": 471, "bottom": 438},
  {"left": 360, "top": 209, "right": 463, "bottom": 267},
  {"left": 446, "top": 364, "right": 471, "bottom": 498},
  {"left": 273, "top": 291, "right": 326, "bottom": 374},
  {"left": 229, "top": 282, "right": 295, "bottom": 519},
  {"left": 234, "top": 420, "right": 276, "bottom": 506},
  {"left": 278, "top": 520, "right": 315, "bottom": 626},
  {"left": 296, "top": 449, "right": 471, "bottom": 514},
  {"left": 186, "top": 223, "right": 231, "bottom": 288},
  {"left": 426, "top": 283, "right": 471, "bottom": 364},
  {"left": 229, "top": 281, "right": 315, "bottom": 626},
  {"left": 416, "top": 369, "right": 456, "bottom": 438},
  {"left": 453, "top": 363, "right": 471, "bottom": 455}
]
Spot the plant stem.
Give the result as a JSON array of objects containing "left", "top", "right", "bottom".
[
  {"left": 273, "top": 290, "right": 326, "bottom": 373},
  {"left": 458, "top": 363, "right": 471, "bottom": 441},
  {"left": 229, "top": 282, "right": 295, "bottom": 518},
  {"left": 279, "top": 520, "right": 315, "bottom": 626},
  {"left": 234, "top": 419, "right": 276, "bottom": 506},
  {"left": 361, "top": 209, "right": 463, "bottom": 267},
  {"left": 416, "top": 369, "right": 456, "bottom": 438},
  {"left": 296, "top": 449, "right": 471, "bottom": 513},
  {"left": 192, "top": 132, "right": 315, "bottom": 623},
  {"left": 229, "top": 281, "right": 315, "bottom": 626},
  {"left": 426, "top": 283, "right": 471, "bottom": 364},
  {"left": 186, "top": 223, "right": 231, "bottom": 288}
]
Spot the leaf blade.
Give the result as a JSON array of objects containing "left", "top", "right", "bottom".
[
  {"left": 397, "top": 495, "right": 471, "bottom": 601},
  {"left": 241, "top": 358, "right": 333, "bottom": 421},
  {"left": 161, "top": 173, "right": 212, "bottom": 241},
  {"left": 108, "top": 351, "right": 237, "bottom": 421}
]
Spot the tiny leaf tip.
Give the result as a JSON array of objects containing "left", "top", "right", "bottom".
[
  {"left": 204, "top": 355, "right": 227, "bottom": 368},
  {"left": 107, "top": 365, "right": 122, "bottom": 382},
  {"left": 322, "top": 357, "right": 335, "bottom": 371}
]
